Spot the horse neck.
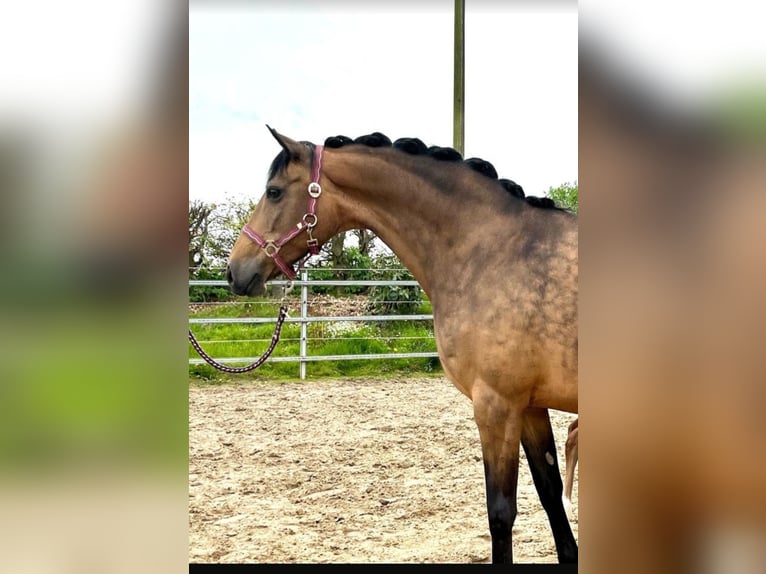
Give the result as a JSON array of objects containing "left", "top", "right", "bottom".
[{"left": 323, "top": 149, "right": 518, "bottom": 299}]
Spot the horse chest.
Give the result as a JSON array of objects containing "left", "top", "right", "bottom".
[{"left": 433, "top": 313, "right": 533, "bottom": 386}]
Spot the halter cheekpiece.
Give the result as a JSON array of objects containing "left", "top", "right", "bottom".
[{"left": 241, "top": 144, "right": 325, "bottom": 281}]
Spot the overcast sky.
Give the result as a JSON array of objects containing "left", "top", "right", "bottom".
[{"left": 189, "top": 2, "right": 579, "bottom": 205}]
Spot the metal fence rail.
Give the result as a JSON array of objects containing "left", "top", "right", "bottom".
[{"left": 189, "top": 269, "right": 439, "bottom": 379}]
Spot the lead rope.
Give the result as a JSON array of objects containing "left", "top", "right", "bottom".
[{"left": 188, "top": 304, "right": 288, "bottom": 373}]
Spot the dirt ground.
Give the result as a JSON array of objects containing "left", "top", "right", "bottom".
[{"left": 189, "top": 377, "right": 578, "bottom": 564}]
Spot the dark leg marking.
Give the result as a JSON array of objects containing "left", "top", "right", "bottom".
[{"left": 482, "top": 458, "right": 519, "bottom": 563}]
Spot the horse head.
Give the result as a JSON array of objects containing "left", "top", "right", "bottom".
[{"left": 227, "top": 126, "right": 335, "bottom": 296}]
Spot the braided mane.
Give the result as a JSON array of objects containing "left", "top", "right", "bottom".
[{"left": 323, "top": 132, "right": 565, "bottom": 210}]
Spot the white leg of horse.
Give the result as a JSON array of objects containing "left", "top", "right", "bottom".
[{"left": 563, "top": 418, "right": 578, "bottom": 519}]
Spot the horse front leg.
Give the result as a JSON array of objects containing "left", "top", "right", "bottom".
[
  {"left": 521, "top": 407, "right": 578, "bottom": 563},
  {"left": 473, "top": 386, "right": 525, "bottom": 564}
]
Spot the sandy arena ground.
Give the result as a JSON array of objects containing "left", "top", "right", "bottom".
[{"left": 189, "top": 376, "right": 578, "bottom": 564}]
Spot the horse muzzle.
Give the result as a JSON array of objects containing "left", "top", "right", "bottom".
[{"left": 226, "top": 258, "right": 267, "bottom": 297}]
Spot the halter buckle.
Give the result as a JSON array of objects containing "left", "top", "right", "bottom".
[
  {"left": 282, "top": 280, "right": 295, "bottom": 301},
  {"left": 307, "top": 182, "right": 322, "bottom": 198}
]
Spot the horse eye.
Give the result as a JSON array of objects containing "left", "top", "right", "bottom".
[{"left": 266, "top": 187, "right": 283, "bottom": 201}]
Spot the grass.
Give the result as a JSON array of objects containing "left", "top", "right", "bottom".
[{"left": 188, "top": 294, "right": 442, "bottom": 382}]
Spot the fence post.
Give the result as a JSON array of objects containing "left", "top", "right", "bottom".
[{"left": 300, "top": 268, "right": 308, "bottom": 380}]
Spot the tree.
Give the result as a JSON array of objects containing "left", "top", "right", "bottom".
[
  {"left": 546, "top": 181, "right": 578, "bottom": 213},
  {"left": 188, "top": 200, "right": 216, "bottom": 273},
  {"left": 188, "top": 195, "right": 256, "bottom": 274},
  {"left": 325, "top": 229, "right": 378, "bottom": 268},
  {"left": 209, "top": 195, "right": 256, "bottom": 266},
  {"left": 353, "top": 229, "right": 376, "bottom": 256},
  {"left": 329, "top": 232, "right": 346, "bottom": 269}
]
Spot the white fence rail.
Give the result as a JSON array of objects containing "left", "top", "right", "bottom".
[{"left": 189, "top": 269, "right": 439, "bottom": 379}]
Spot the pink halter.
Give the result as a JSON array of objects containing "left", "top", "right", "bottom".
[{"left": 242, "top": 144, "right": 324, "bottom": 281}]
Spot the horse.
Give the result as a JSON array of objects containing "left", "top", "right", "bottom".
[
  {"left": 563, "top": 417, "right": 578, "bottom": 516},
  {"left": 226, "top": 127, "right": 578, "bottom": 564}
]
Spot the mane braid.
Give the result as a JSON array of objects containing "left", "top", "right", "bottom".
[
  {"left": 498, "top": 178, "right": 525, "bottom": 198},
  {"left": 354, "top": 132, "right": 392, "bottom": 147},
  {"left": 525, "top": 196, "right": 557, "bottom": 209},
  {"left": 465, "top": 157, "right": 498, "bottom": 180},
  {"left": 325, "top": 135, "right": 353, "bottom": 148},
  {"left": 427, "top": 146, "right": 463, "bottom": 162},
  {"left": 393, "top": 137, "right": 428, "bottom": 155}
]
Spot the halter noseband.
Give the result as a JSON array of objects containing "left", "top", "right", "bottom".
[{"left": 242, "top": 144, "right": 324, "bottom": 281}]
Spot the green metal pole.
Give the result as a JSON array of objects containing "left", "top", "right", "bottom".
[{"left": 453, "top": 0, "right": 465, "bottom": 155}]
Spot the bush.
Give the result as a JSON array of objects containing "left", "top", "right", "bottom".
[
  {"left": 367, "top": 253, "right": 422, "bottom": 315},
  {"left": 189, "top": 267, "right": 232, "bottom": 302},
  {"left": 546, "top": 181, "right": 578, "bottom": 213},
  {"left": 310, "top": 247, "right": 373, "bottom": 295}
]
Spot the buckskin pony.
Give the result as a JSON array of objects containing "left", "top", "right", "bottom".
[{"left": 226, "top": 127, "right": 578, "bottom": 564}]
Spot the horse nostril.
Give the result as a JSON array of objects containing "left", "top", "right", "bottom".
[{"left": 225, "top": 265, "right": 234, "bottom": 285}]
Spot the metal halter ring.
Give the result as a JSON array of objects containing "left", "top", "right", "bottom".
[
  {"left": 263, "top": 241, "right": 280, "bottom": 258},
  {"left": 302, "top": 213, "right": 318, "bottom": 228},
  {"left": 307, "top": 182, "right": 322, "bottom": 198}
]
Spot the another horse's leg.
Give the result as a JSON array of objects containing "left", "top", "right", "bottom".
[
  {"left": 472, "top": 387, "right": 525, "bottom": 564},
  {"left": 563, "top": 417, "right": 578, "bottom": 515},
  {"left": 521, "top": 407, "right": 578, "bottom": 563}
]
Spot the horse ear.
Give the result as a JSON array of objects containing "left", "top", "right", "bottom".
[{"left": 266, "top": 125, "right": 305, "bottom": 162}]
